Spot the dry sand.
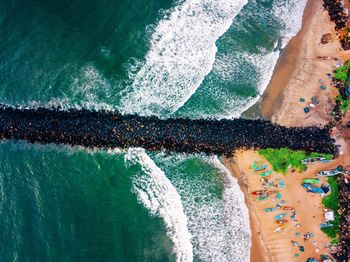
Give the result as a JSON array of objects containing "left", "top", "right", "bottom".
[
  {"left": 224, "top": 0, "right": 350, "bottom": 261},
  {"left": 224, "top": 152, "right": 334, "bottom": 262},
  {"left": 261, "top": 0, "right": 350, "bottom": 127}
]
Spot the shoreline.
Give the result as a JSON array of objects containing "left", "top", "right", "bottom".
[
  {"left": 224, "top": 0, "right": 349, "bottom": 260},
  {"left": 259, "top": 0, "right": 317, "bottom": 121},
  {"left": 223, "top": 157, "right": 270, "bottom": 262}
]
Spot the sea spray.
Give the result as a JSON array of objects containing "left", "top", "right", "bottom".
[
  {"left": 273, "top": 0, "right": 308, "bottom": 48},
  {"left": 120, "top": 0, "right": 248, "bottom": 116},
  {"left": 174, "top": 0, "right": 308, "bottom": 119},
  {"left": 182, "top": 50, "right": 280, "bottom": 119},
  {"left": 124, "top": 148, "right": 193, "bottom": 262},
  {"left": 152, "top": 154, "right": 251, "bottom": 262}
]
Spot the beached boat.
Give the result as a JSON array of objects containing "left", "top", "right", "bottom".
[
  {"left": 302, "top": 178, "right": 320, "bottom": 184},
  {"left": 320, "top": 222, "right": 334, "bottom": 228},
  {"left": 275, "top": 219, "right": 288, "bottom": 224},
  {"left": 266, "top": 190, "right": 279, "bottom": 196},
  {"left": 301, "top": 157, "right": 326, "bottom": 165},
  {"left": 320, "top": 254, "right": 335, "bottom": 262},
  {"left": 251, "top": 190, "right": 266, "bottom": 196},
  {"left": 273, "top": 225, "right": 285, "bottom": 233},
  {"left": 259, "top": 170, "right": 272, "bottom": 177},
  {"left": 317, "top": 166, "right": 344, "bottom": 177},
  {"left": 281, "top": 206, "right": 295, "bottom": 211},
  {"left": 274, "top": 213, "right": 286, "bottom": 220},
  {"left": 250, "top": 161, "right": 263, "bottom": 169},
  {"left": 306, "top": 257, "right": 318, "bottom": 262},
  {"left": 254, "top": 165, "right": 267, "bottom": 171},
  {"left": 302, "top": 183, "right": 325, "bottom": 194},
  {"left": 264, "top": 207, "right": 276, "bottom": 212}
]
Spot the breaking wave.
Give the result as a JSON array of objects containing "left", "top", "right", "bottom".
[
  {"left": 125, "top": 148, "right": 193, "bottom": 262},
  {"left": 152, "top": 154, "right": 251, "bottom": 262},
  {"left": 273, "top": 0, "right": 308, "bottom": 48},
  {"left": 120, "top": 0, "right": 248, "bottom": 117}
]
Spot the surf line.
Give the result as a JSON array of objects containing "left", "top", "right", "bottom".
[
  {"left": 120, "top": 0, "right": 248, "bottom": 117},
  {"left": 125, "top": 148, "right": 193, "bottom": 262}
]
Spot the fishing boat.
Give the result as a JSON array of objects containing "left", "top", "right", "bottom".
[
  {"left": 254, "top": 165, "right": 267, "bottom": 171},
  {"left": 259, "top": 170, "right": 272, "bottom": 177},
  {"left": 250, "top": 161, "right": 263, "bottom": 169},
  {"left": 273, "top": 225, "right": 285, "bottom": 233},
  {"left": 320, "top": 222, "right": 334, "bottom": 228},
  {"left": 274, "top": 213, "right": 286, "bottom": 220},
  {"left": 266, "top": 190, "right": 279, "bottom": 196},
  {"left": 281, "top": 206, "right": 295, "bottom": 211},
  {"left": 251, "top": 190, "right": 266, "bottom": 196},
  {"left": 275, "top": 219, "right": 288, "bottom": 224},
  {"left": 257, "top": 196, "right": 269, "bottom": 201},
  {"left": 301, "top": 157, "right": 326, "bottom": 165},
  {"left": 264, "top": 207, "right": 276, "bottom": 212},
  {"left": 302, "top": 178, "right": 320, "bottom": 184},
  {"left": 302, "top": 183, "right": 325, "bottom": 194},
  {"left": 317, "top": 166, "right": 344, "bottom": 177}
]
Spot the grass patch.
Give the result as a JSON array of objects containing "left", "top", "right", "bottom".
[
  {"left": 258, "top": 148, "right": 333, "bottom": 174},
  {"left": 321, "top": 176, "right": 340, "bottom": 239},
  {"left": 338, "top": 95, "right": 350, "bottom": 113},
  {"left": 334, "top": 60, "right": 350, "bottom": 82},
  {"left": 330, "top": 238, "right": 339, "bottom": 245}
]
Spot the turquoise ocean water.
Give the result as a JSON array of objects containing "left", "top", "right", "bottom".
[{"left": 0, "top": 0, "right": 307, "bottom": 261}]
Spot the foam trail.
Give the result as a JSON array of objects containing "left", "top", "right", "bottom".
[
  {"left": 273, "top": 0, "right": 308, "bottom": 48},
  {"left": 205, "top": 157, "right": 251, "bottom": 261},
  {"left": 155, "top": 154, "right": 252, "bottom": 262},
  {"left": 215, "top": 50, "right": 280, "bottom": 119},
  {"left": 120, "top": 0, "right": 248, "bottom": 116},
  {"left": 124, "top": 148, "right": 193, "bottom": 262}
]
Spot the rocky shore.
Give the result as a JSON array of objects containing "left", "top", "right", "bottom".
[{"left": 0, "top": 105, "right": 336, "bottom": 157}]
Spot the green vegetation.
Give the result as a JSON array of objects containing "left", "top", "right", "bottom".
[
  {"left": 258, "top": 148, "right": 333, "bottom": 174},
  {"left": 330, "top": 238, "right": 339, "bottom": 245},
  {"left": 334, "top": 60, "right": 350, "bottom": 82},
  {"left": 334, "top": 61, "right": 350, "bottom": 114},
  {"left": 321, "top": 176, "right": 340, "bottom": 239},
  {"left": 338, "top": 95, "right": 350, "bottom": 113}
]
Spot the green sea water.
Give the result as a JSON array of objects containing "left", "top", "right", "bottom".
[{"left": 0, "top": 0, "right": 308, "bottom": 261}]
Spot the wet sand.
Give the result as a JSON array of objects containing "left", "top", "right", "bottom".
[
  {"left": 260, "top": 0, "right": 318, "bottom": 121},
  {"left": 224, "top": 0, "right": 350, "bottom": 260},
  {"left": 262, "top": 0, "right": 350, "bottom": 127}
]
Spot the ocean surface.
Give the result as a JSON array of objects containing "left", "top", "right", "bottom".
[{"left": 0, "top": 0, "right": 307, "bottom": 261}]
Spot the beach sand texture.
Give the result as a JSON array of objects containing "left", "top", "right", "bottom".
[{"left": 226, "top": 0, "right": 350, "bottom": 261}]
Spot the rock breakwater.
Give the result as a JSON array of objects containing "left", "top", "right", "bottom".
[{"left": 0, "top": 105, "right": 336, "bottom": 156}]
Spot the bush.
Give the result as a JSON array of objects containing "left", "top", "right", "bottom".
[
  {"left": 321, "top": 177, "right": 340, "bottom": 239},
  {"left": 258, "top": 148, "right": 333, "bottom": 174},
  {"left": 334, "top": 60, "right": 350, "bottom": 82}
]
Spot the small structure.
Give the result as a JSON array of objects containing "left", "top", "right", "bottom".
[{"left": 324, "top": 209, "right": 334, "bottom": 222}]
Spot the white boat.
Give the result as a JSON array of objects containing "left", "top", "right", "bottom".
[
  {"left": 317, "top": 166, "right": 344, "bottom": 177},
  {"left": 301, "top": 157, "right": 326, "bottom": 165}
]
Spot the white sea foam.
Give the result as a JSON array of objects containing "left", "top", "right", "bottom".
[
  {"left": 71, "top": 64, "right": 112, "bottom": 102},
  {"left": 177, "top": 48, "right": 280, "bottom": 119},
  {"left": 124, "top": 148, "right": 193, "bottom": 262},
  {"left": 273, "top": 0, "right": 308, "bottom": 48},
  {"left": 120, "top": 0, "right": 248, "bottom": 117},
  {"left": 152, "top": 154, "right": 251, "bottom": 262}
]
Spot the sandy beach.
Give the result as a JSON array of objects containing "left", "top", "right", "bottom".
[{"left": 225, "top": 0, "right": 350, "bottom": 261}]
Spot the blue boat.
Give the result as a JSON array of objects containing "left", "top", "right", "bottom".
[
  {"left": 320, "top": 223, "right": 333, "bottom": 228},
  {"left": 302, "top": 183, "right": 325, "bottom": 194},
  {"left": 274, "top": 213, "right": 286, "bottom": 220}
]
